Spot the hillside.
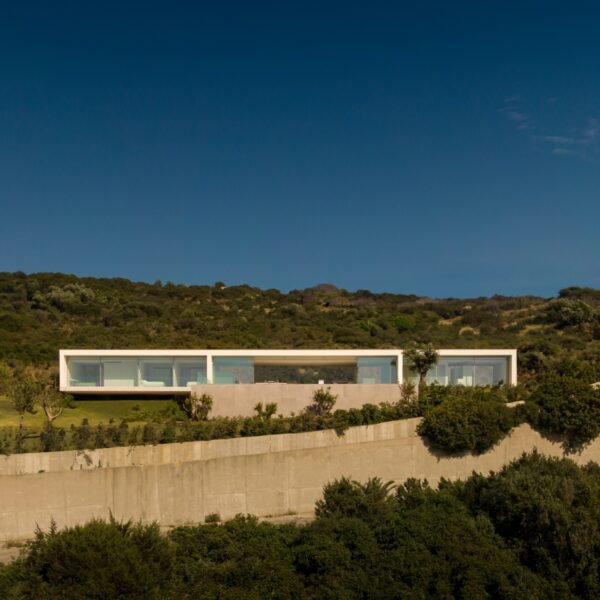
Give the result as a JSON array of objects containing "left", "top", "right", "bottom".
[{"left": 0, "top": 272, "right": 598, "bottom": 382}]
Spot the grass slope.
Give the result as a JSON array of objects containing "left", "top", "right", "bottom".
[{"left": 0, "top": 396, "right": 174, "bottom": 428}]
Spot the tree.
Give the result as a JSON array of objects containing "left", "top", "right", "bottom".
[
  {"left": 527, "top": 375, "right": 600, "bottom": 450},
  {"left": 404, "top": 346, "right": 439, "bottom": 387},
  {"left": 181, "top": 393, "right": 213, "bottom": 421},
  {"left": 6, "top": 373, "right": 38, "bottom": 447},
  {"left": 38, "top": 383, "right": 67, "bottom": 426}
]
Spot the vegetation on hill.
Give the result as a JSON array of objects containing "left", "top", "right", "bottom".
[
  {"left": 1, "top": 453, "right": 599, "bottom": 598},
  {"left": 0, "top": 378, "right": 597, "bottom": 456},
  {"left": 0, "top": 273, "right": 599, "bottom": 455},
  {"left": 0, "top": 272, "right": 598, "bottom": 384}
]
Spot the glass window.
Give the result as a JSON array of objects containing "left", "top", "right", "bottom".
[
  {"left": 140, "top": 359, "right": 174, "bottom": 387},
  {"left": 175, "top": 358, "right": 207, "bottom": 386},
  {"left": 357, "top": 357, "right": 397, "bottom": 384},
  {"left": 474, "top": 357, "right": 508, "bottom": 386},
  {"left": 443, "top": 358, "right": 475, "bottom": 386},
  {"left": 68, "top": 358, "right": 102, "bottom": 387},
  {"left": 425, "top": 361, "right": 447, "bottom": 385},
  {"left": 102, "top": 358, "right": 138, "bottom": 387},
  {"left": 213, "top": 357, "right": 254, "bottom": 384},
  {"left": 402, "top": 361, "right": 418, "bottom": 384},
  {"left": 403, "top": 355, "right": 509, "bottom": 387}
]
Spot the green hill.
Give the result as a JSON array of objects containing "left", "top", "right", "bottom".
[{"left": 0, "top": 272, "right": 598, "bottom": 382}]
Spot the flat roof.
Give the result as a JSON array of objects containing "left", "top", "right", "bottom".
[{"left": 60, "top": 349, "right": 516, "bottom": 357}]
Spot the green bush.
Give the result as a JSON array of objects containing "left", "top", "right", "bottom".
[
  {"left": 4, "top": 454, "right": 600, "bottom": 598},
  {"left": 526, "top": 375, "right": 600, "bottom": 450},
  {"left": 306, "top": 387, "right": 338, "bottom": 415},
  {"left": 315, "top": 476, "right": 397, "bottom": 526},
  {"left": 70, "top": 419, "right": 92, "bottom": 450},
  {"left": 449, "top": 452, "right": 600, "bottom": 598},
  {"left": 0, "top": 518, "right": 173, "bottom": 599},
  {"left": 417, "top": 396, "right": 517, "bottom": 454},
  {"left": 39, "top": 424, "right": 66, "bottom": 452},
  {"left": 546, "top": 298, "right": 598, "bottom": 327}
]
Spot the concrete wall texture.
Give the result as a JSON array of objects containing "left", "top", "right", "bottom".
[
  {"left": 190, "top": 383, "right": 404, "bottom": 417},
  {"left": 1, "top": 418, "right": 599, "bottom": 542}
]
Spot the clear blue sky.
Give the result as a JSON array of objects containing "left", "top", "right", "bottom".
[{"left": 1, "top": 1, "right": 598, "bottom": 297}]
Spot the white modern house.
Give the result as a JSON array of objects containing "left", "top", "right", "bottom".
[
  {"left": 60, "top": 345, "right": 513, "bottom": 385},
  {"left": 59, "top": 348, "right": 517, "bottom": 416}
]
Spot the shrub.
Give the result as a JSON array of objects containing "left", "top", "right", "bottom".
[
  {"left": 142, "top": 423, "right": 160, "bottom": 445},
  {"left": 180, "top": 393, "right": 213, "bottom": 421},
  {"left": 71, "top": 419, "right": 92, "bottom": 450},
  {"left": 449, "top": 452, "right": 600, "bottom": 597},
  {"left": 204, "top": 512, "right": 220, "bottom": 524},
  {"left": 39, "top": 424, "right": 66, "bottom": 452},
  {"left": 305, "top": 387, "right": 337, "bottom": 415},
  {"left": 254, "top": 402, "right": 278, "bottom": 420},
  {"left": 0, "top": 518, "right": 173, "bottom": 599},
  {"left": 417, "top": 397, "right": 517, "bottom": 454},
  {"left": 160, "top": 421, "right": 177, "bottom": 444},
  {"left": 315, "top": 476, "right": 396, "bottom": 526},
  {"left": 93, "top": 424, "right": 107, "bottom": 449},
  {"left": 546, "top": 298, "right": 598, "bottom": 327},
  {"left": 526, "top": 375, "right": 600, "bottom": 450}
]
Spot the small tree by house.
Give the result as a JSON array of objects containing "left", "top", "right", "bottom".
[
  {"left": 39, "top": 383, "right": 67, "bottom": 426},
  {"left": 404, "top": 346, "right": 439, "bottom": 388},
  {"left": 306, "top": 387, "right": 338, "bottom": 415},
  {"left": 254, "top": 402, "right": 278, "bottom": 420},
  {"left": 6, "top": 373, "right": 38, "bottom": 448},
  {"left": 182, "top": 393, "right": 213, "bottom": 421}
]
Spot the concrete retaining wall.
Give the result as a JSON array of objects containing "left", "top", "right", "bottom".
[
  {"left": 190, "top": 383, "right": 404, "bottom": 417},
  {"left": 1, "top": 419, "right": 599, "bottom": 542}
]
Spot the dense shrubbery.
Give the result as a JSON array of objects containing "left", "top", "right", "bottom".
[
  {"left": 3, "top": 378, "right": 600, "bottom": 456},
  {"left": 417, "top": 377, "right": 600, "bottom": 454},
  {"left": 546, "top": 298, "right": 599, "bottom": 327},
  {"left": 0, "top": 399, "right": 423, "bottom": 455},
  {"left": 525, "top": 375, "right": 600, "bottom": 450},
  {"left": 0, "top": 517, "right": 172, "bottom": 599},
  {"left": 0, "top": 273, "right": 599, "bottom": 386},
  {"left": 448, "top": 452, "right": 600, "bottom": 598},
  {"left": 2, "top": 453, "right": 599, "bottom": 598},
  {"left": 417, "top": 395, "right": 518, "bottom": 454}
]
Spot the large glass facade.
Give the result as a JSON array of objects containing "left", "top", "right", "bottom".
[
  {"left": 213, "top": 357, "right": 254, "bottom": 384},
  {"left": 473, "top": 357, "right": 508, "bottom": 385},
  {"left": 66, "top": 353, "right": 510, "bottom": 389},
  {"left": 175, "top": 358, "right": 207, "bottom": 386},
  {"left": 403, "top": 356, "right": 509, "bottom": 386},
  {"left": 68, "top": 358, "right": 102, "bottom": 387},
  {"left": 67, "top": 356, "right": 206, "bottom": 388},
  {"left": 140, "top": 359, "right": 173, "bottom": 387},
  {"left": 102, "top": 359, "right": 138, "bottom": 387},
  {"left": 357, "top": 357, "right": 397, "bottom": 384}
]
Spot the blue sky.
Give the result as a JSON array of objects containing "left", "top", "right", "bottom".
[{"left": 0, "top": 1, "right": 598, "bottom": 297}]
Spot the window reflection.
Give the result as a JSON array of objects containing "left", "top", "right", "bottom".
[
  {"left": 213, "top": 357, "right": 254, "bottom": 384},
  {"left": 357, "top": 357, "right": 397, "bottom": 384}
]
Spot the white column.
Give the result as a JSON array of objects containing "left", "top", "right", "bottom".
[
  {"left": 59, "top": 351, "right": 67, "bottom": 391},
  {"left": 510, "top": 351, "right": 518, "bottom": 386},
  {"left": 397, "top": 352, "right": 403, "bottom": 384},
  {"left": 206, "top": 354, "right": 214, "bottom": 384}
]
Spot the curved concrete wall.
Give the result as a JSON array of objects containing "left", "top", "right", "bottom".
[{"left": 0, "top": 419, "right": 598, "bottom": 542}]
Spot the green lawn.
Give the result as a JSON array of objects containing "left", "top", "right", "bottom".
[{"left": 0, "top": 397, "right": 176, "bottom": 428}]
